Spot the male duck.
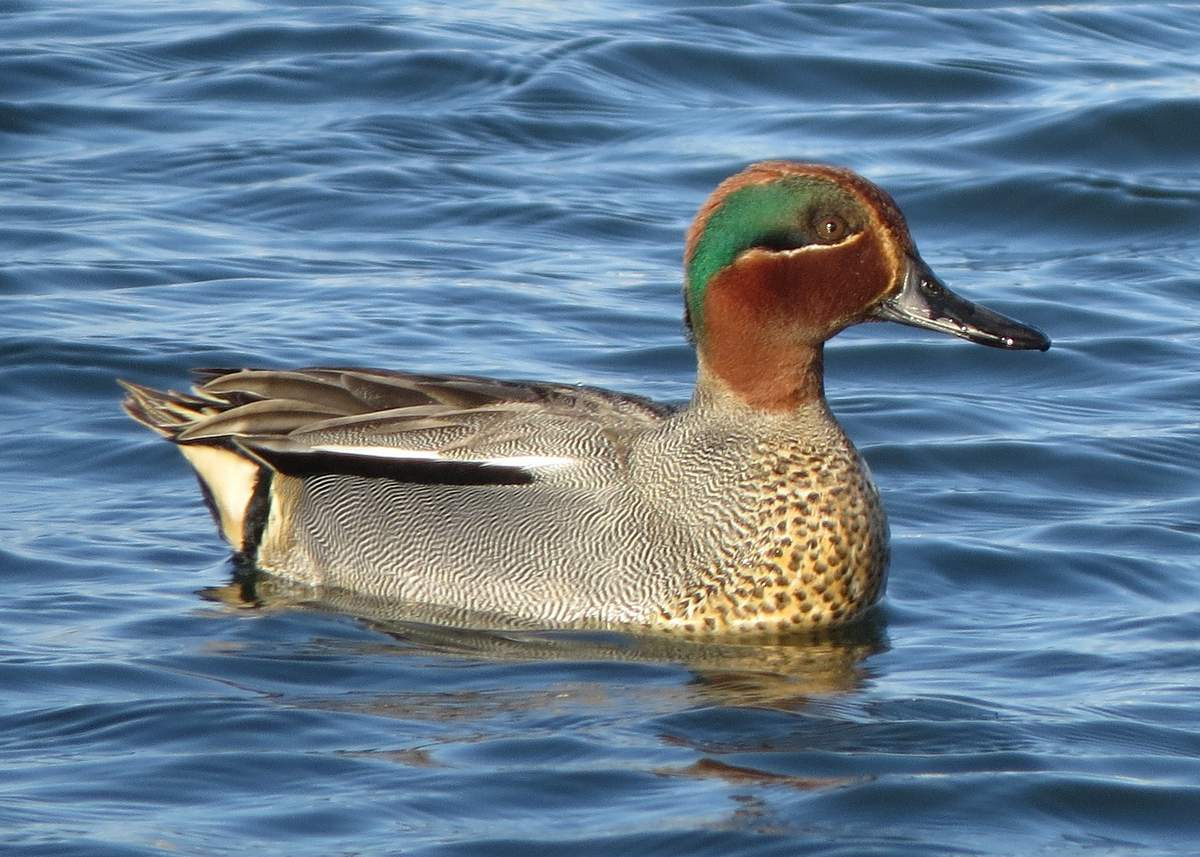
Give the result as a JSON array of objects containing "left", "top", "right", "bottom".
[{"left": 122, "top": 161, "right": 1049, "bottom": 634}]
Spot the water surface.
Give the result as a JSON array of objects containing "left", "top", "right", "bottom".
[{"left": 3, "top": 2, "right": 1199, "bottom": 855}]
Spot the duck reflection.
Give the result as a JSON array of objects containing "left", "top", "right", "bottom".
[{"left": 202, "top": 564, "right": 888, "bottom": 708}]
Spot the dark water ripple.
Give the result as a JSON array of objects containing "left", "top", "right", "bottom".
[{"left": 3, "top": 1, "right": 1200, "bottom": 855}]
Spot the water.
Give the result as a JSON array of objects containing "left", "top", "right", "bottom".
[{"left": 3, "top": 1, "right": 1199, "bottom": 854}]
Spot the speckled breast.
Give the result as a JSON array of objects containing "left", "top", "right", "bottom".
[{"left": 653, "top": 438, "right": 889, "bottom": 634}]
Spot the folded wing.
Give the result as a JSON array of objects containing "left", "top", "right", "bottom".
[{"left": 121, "top": 366, "right": 672, "bottom": 487}]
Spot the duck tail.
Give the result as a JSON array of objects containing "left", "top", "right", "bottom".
[
  {"left": 118, "top": 378, "right": 265, "bottom": 552},
  {"left": 118, "top": 378, "right": 223, "bottom": 440}
]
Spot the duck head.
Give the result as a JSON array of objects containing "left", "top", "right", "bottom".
[{"left": 684, "top": 161, "right": 1050, "bottom": 411}]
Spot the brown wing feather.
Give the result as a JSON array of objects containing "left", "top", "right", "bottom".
[{"left": 120, "top": 367, "right": 673, "bottom": 477}]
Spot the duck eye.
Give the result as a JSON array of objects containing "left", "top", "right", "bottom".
[{"left": 813, "top": 213, "right": 849, "bottom": 244}]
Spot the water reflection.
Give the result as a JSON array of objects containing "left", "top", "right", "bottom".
[{"left": 202, "top": 565, "right": 888, "bottom": 707}]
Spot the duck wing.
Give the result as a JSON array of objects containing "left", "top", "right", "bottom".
[{"left": 121, "top": 367, "right": 673, "bottom": 486}]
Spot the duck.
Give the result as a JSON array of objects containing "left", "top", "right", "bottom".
[{"left": 121, "top": 161, "right": 1049, "bottom": 634}]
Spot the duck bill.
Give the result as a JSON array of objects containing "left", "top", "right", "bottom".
[{"left": 871, "top": 255, "right": 1050, "bottom": 351}]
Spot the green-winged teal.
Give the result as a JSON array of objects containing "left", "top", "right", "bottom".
[{"left": 122, "top": 161, "right": 1049, "bottom": 634}]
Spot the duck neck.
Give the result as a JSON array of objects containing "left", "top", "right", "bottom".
[{"left": 693, "top": 342, "right": 827, "bottom": 415}]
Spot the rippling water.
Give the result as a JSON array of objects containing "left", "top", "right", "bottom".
[{"left": 3, "top": 2, "right": 1199, "bottom": 854}]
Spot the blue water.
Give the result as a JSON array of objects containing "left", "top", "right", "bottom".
[{"left": 3, "top": 1, "right": 1199, "bottom": 854}]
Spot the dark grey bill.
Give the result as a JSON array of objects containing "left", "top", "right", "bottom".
[{"left": 871, "top": 255, "right": 1050, "bottom": 351}]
